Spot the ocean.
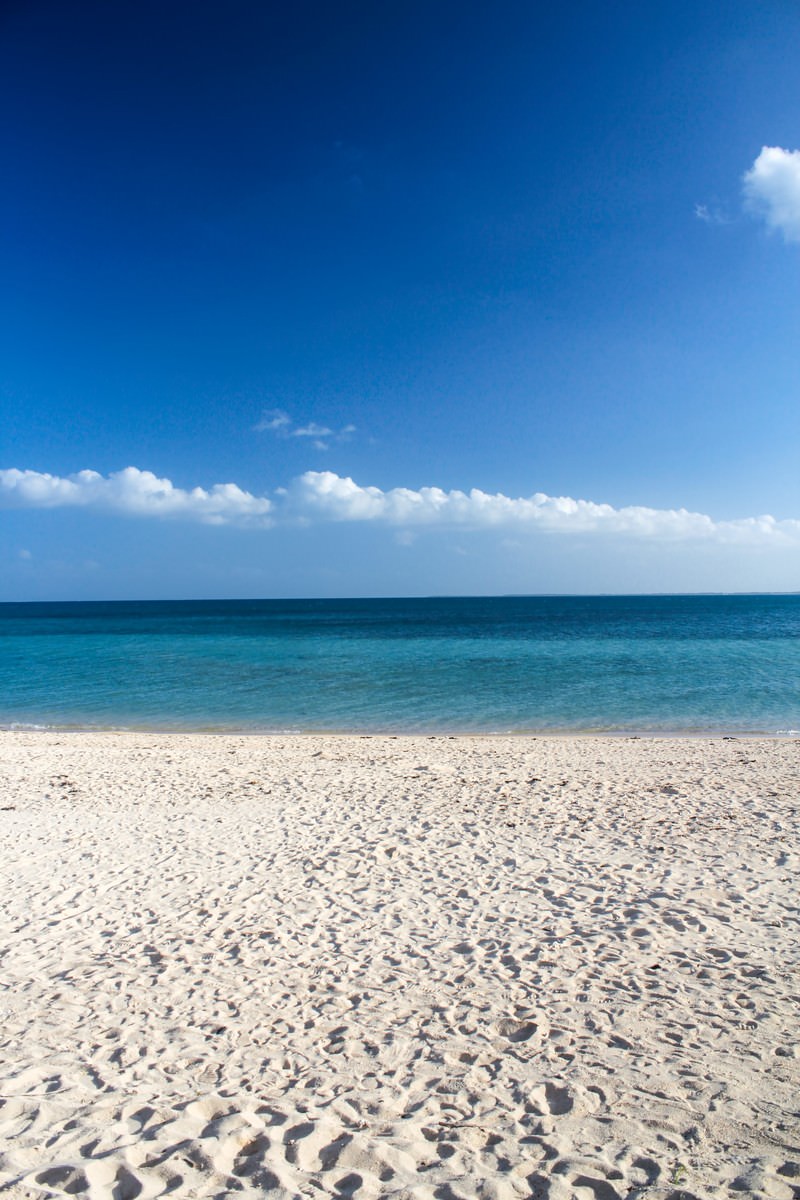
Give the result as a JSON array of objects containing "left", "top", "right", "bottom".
[{"left": 0, "top": 595, "right": 798, "bottom": 735}]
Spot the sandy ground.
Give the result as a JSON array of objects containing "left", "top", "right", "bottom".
[{"left": 0, "top": 732, "right": 798, "bottom": 1200}]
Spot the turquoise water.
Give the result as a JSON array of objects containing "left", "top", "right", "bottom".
[{"left": 0, "top": 595, "right": 798, "bottom": 734}]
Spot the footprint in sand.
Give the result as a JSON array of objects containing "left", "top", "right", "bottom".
[{"left": 494, "top": 1017, "right": 540, "bottom": 1043}]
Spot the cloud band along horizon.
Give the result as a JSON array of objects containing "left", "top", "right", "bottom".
[{"left": 2, "top": 466, "right": 800, "bottom": 545}]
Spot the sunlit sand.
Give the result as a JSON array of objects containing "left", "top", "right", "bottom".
[{"left": 1, "top": 732, "right": 798, "bottom": 1199}]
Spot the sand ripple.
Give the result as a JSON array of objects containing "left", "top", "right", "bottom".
[{"left": 1, "top": 733, "right": 799, "bottom": 1198}]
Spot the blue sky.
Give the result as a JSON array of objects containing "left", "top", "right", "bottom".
[{"left": 2, "top": 0, "right": 800, "bottom": 598}]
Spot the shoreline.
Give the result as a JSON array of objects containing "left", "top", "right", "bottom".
[
  {"left": 3, "top": 723, "right": 800, "bottom": 739},
  {"left": 2, "top": 731, "right": 799, "bottom": 1198}
]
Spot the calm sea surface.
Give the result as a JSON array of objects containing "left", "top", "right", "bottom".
[{"left": 0, "top": 596, "right": 798, "bottom": 734}]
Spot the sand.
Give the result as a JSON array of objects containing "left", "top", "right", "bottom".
[{"left": 0, "top": 732, "right": 798, "bottom": 1200}]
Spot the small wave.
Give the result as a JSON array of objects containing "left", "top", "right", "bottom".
[{"left": 2, "top": 722, "right": 54, "bottom": 731}]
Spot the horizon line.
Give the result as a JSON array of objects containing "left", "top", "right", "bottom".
[{"left": 2, "top": 590, "right": 799, "bottom": 605}]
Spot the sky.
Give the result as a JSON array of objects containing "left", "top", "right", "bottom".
[{"left": 2, "top": 0, "right": 800, "bottom": 599}]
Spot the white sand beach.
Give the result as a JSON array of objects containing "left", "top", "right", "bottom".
[{"left": 1, "top": 732, "right": 798, "bottom": 1199}]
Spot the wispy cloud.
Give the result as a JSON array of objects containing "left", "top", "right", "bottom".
[
  {"left": 254, "top": 410, "right": 356, "bottom": 451},
  {"left": 742, "top": 146, "right": 800, "bottom": 243},
  {"left": 0, "top": 467, "right": 273, "bottom": 527},
  {"left": 254, "top": 410, "right": 292, "bottom": 433},
  {"left": 3, "top": 465, "right": 800, "bottom": 546},
  {"left": 694, "top": 202, "right": 729, "bottom": 226}
]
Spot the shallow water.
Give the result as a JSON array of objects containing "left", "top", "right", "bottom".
[{"left": 1, "top": 594, "right": 798, "bottom": 733}]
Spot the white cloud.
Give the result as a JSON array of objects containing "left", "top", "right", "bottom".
[
  {"left": 2, "top": 465, "right": 800, "bottom": 547},
  {"left": 254, "top": 409, "right": 292, "bottom": 433},
  {"left": 694, "top": 202, "right": 729, "bottom": 226},
  {"left": 0, "top": 467, "right": 273, "bottom": 527},
  {"left": 290, "top": 471, "right": 800, "bottom": 545},
  {"left": 293, "top": 422, "right": 333, "bottom": 438},
  {"left": 742, "top": 146, "right": 800, "bottom": 242},
  {"left": 254, "top": 410, "right": 356, "bottom": 450}
]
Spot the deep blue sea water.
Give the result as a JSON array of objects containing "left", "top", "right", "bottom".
[{"left": 0, "top": 595, "right": 798, "bottom": 734}]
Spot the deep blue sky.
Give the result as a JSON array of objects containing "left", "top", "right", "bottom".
[{"left": 2, "top": 1, "right": 800, "bottom": 597}]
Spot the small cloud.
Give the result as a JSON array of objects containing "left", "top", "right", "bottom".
[
  {"left": 18, "top": 548, "right": 32, "bottom": 559},
  {"left": 254, "top": 409, "right": 292, "bottom": 433},
  {"left": 255, "top": 411, "right": 356, "bottom": 450},
  {"left": 694, "top": 202, "right": 729, "bottom": 226},
  {"left": 294, "top": 422, "right": 333, "bottom": 438},
  {"left": 395, "top": 529, "right": 416, "bottom": 546},
  {"left": 742, "top": 146, "right": 800, "bottom": 243}
]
